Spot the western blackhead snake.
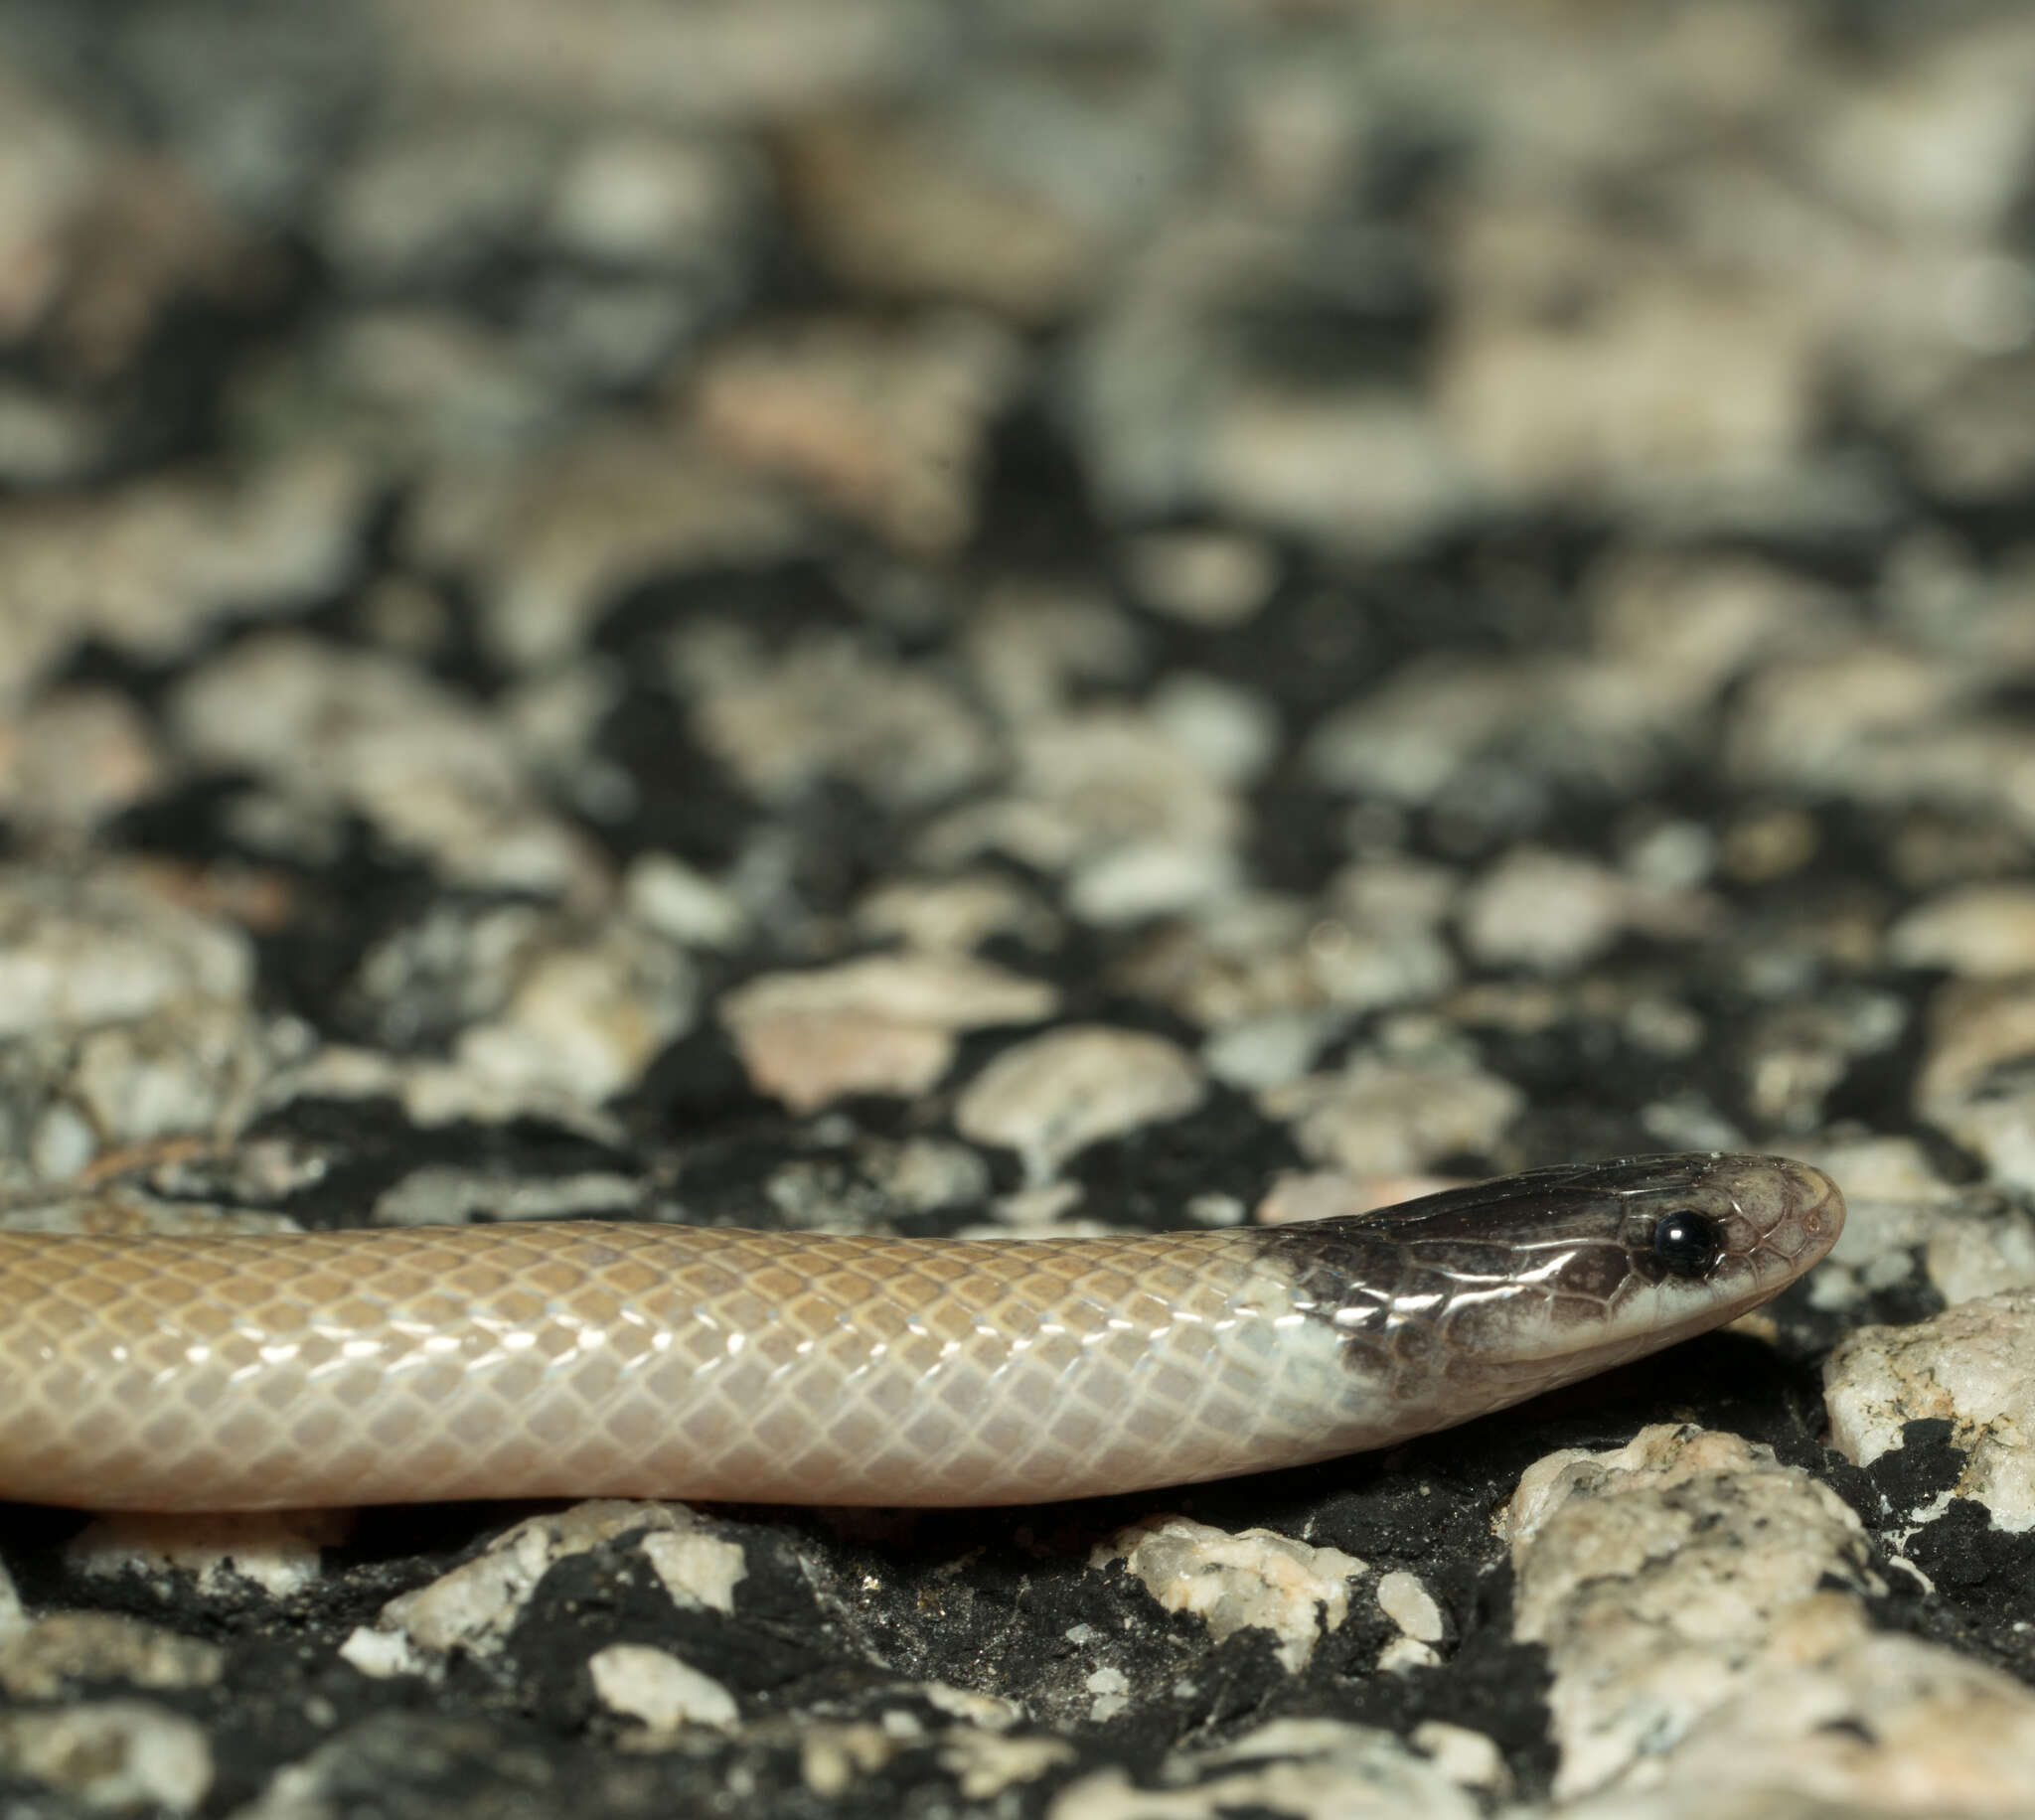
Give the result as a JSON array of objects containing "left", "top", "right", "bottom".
[{"left": 0, "top": 1152, "right": 1841, "bottom": 1510}]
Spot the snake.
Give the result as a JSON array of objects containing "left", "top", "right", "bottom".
[{"left": 0, "top": 1151, "right": 1840, "bottom": 1511}]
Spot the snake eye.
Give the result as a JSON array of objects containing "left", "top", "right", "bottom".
[{"left": 1651, "top": 1210, "right": 1723, "bottom": 1278}]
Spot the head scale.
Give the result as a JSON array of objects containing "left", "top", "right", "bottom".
[{"left": 1369, "top": 1151, "right": 1845, "bottom": 1362}]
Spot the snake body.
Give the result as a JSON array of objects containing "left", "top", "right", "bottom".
[{"left": 0, "top": 1152, "right": 1840, "bottom": 1510}]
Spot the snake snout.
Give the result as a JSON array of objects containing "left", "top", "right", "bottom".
[{"left": 1770, "top": 1157, "right": 1846, "bottom": 1271}]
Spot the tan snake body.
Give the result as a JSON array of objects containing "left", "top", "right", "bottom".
[{"left": 0, "top": 1152, "right": 1841, "bottom": 1510}]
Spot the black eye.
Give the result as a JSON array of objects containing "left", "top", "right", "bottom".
[{"left": 1650, "top": 1210, "right": 1723, "bottom": 1278}]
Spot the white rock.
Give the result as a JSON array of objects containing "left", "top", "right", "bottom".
[
  {"left": 1328, "top": 856, "right": 1459, "bottom": 933},
  {"left": 336, "top": 1627, "right": 424, "bottom": 1682},
  {"left": 1375, "top": 1570, "right": 1445, "bottom": 1644},
  {"left": 1127, "top": 893, "right": 1457, "bottom": 1033},
  {"left": 956, "top": 1026, "right": 1205, "bottom": 1179},
  {"left": 1408, "top": 1722, "right": 1507, "bottom": 1794},
  {"left": 26, "top": 1102, "right": 94, "bottom": 1179},
  {"left": 720, "top": 954, "right": 1056, "bottom": 1114},
  {"left": 1376, "top": 1636, "right": 1441, "bottom": 1673},
  {"left": 354, "top": 1501, "right": 737, "bottom": 1669},
  {"left": 1916, "top": 977, "right": 2035, "bottom": 1190},
  {"left": 1083, "top": 1665, "right": 1130, "bottom": 1725},
  {"left": 1148, "top": 672, "right": 1280, "bottom": 787},
  {"left": 1742, "top": 990, "right": 1908, "bottom": 1135},
  {"left": 0, "top": 864, "right": 251, "bottom": 1036},
  {"left": 263, "top": 1044, "right": 626, "bottom": 1143},
  {"left": 623, "top": 852, "right": 747, "bottom": 950},
  {"left": 1622, "top": 819, "right": 1718, "bottom": 891},
  {"left": 1889, "top": 881, "right": 2035, "bottom": 977},
  {"left": 0, "top": 1614, "right": 224, "bottom": 1704},
  {"left": 371, "top": 1167, "right": 640, "bottom": 1227},
  {"left": 938, "top": 1729, "right": 1076, "bottom": 1800},
  {"left": 0, "top": 686, "right": 166, "bottom": 840},
  {"left": 0, "top": 1701, "right": 212, "bottom": 1814},
  {"left": 1502, "top": 1425, "right": 1874, "bottom": 1800},
  {"left": 0, "top": 449, "right": 369, "bottom": 707},
  {"left": 1120, "top": 529, "right": 1278, "bottom": 628},
  {"left": 1049, "top": 1717, "right": 1477, "bottom": 1820},
  {"left": 1792, "top": 1135, "right": 2035, "bottom": 1308},
  {"left": 855, "top": 873, "right": 1053, "bottom": 955},
  {"left": 67, "top": 1511, "right": 349, "bottom": 1600},
  {"left": 861, "top": 1137, "right": 995, "bottom": 1215},
  {"left": 921, "top": 708, "right": 1239, "bottom": 876},
  {"left": 0, "top": 1558, "right": 24, "bottom": 1645},
  {"left": 1261, "top": 1053, "right": 1522, "bottom": 1176},
  {"left": 694, "top": 313, "right": 1022, "bottom": 556},
  {"left": 637, "top": 1525, "right": 747, "bottom": 1615},
  {"left": 588, "top": 1643, "right": 738, "bottom": 1733},
  {"left": 1460, "top": 848, "right": 1634, "bottom": 974},
  {"left": 1925, "top": 1206, "right": 2035, "bottom": 1306},
  {"left": 1309, "top": 662, "right": 1520, "bottom": 804},
  {"left": 1443, "top": 257, "right": 1816, "bottom": 507},
  {"left": 1460, "top": 846, "right": 1717, "bottom": 975},
  {"left": 410, "top": 425, "right": 803, "bottom": 672},
  {"left": 545, "top": 129, "right": 751, "bottom": 264},
  {"left": 677, "top": 624, "right": 994, "bottom": 808},
  {"left": 1067, "top": 839, "right": 1241, "bottom": 927},
  {"left": 1201, "top": 1011, "right": 1339, "bottom": 1092},
  {"left": 33, "top": 999, "right": 293, "bottom": 1170},
  {"left": 452, "top": 916, "right": 694, "bottom": 1103},
  {"left": 1557, "top": 1632, "right": 2035, "bottom": 1818},
  {"left": 1728, "top": 641, "right": 2035, "bottom": 846},
  {"left": 1095, "top": 1514, "right": 1366, "bottom": 1676},
  {"left": 1824, "top": 1288, "right": 2035, "bottom": 1533},
  {"left": 168, "top": 632, "right": 602, "bottom": 901}
]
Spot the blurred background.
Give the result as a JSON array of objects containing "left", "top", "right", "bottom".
[
  {"left": 3, "top": 0, "right": 2033, "bottom": 1187},
  {"left": 4, "top": 5, "right": 2035, "bottom": 1812}
]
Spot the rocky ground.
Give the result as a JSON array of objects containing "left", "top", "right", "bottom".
[{"left": 2, "top": 1, "right": 2035, "bottom": 1815}]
